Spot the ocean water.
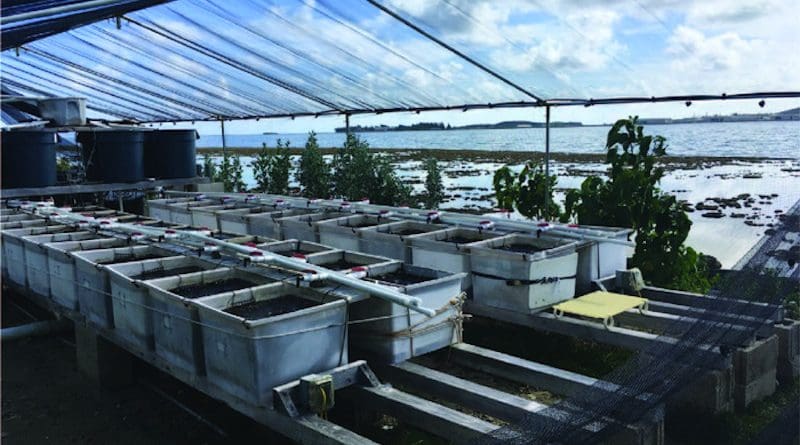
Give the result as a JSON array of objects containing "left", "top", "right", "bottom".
[{"left": 198, "top": 120, "right": 800, "bottom": 158}]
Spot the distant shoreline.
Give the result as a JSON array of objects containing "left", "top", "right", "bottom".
[{"left": 197, "top": 147, "right": 791, "bottom": 167}]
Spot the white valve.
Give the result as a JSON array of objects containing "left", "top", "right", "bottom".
[{"left": 478, "top": 220, "right": 495, "bottom": 231}]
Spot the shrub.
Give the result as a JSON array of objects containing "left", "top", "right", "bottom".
[
  {"left": 267, "top": 139, "right": 291, "bottom": 194},
  {"left": 251, "top": 143, "right": 272, "bottom": 192},
  {"left": 251, "top": 139, "right": 291, "bottom": 194},
  {"left": 561, "top": 116, "right": 713, "bottom": 292},
  {"left": 332, "top": 134, "right": 411, "bottom": 205},
  {"left": 423, "top": 158, "right": 445, "bottom": 209},
  {"left": 297, "top": 132, "right": 331, "bottom": 198},
  {"left": 493, "top": 161, "right": 559, "bottom": 220},
  {"left": 213, "top": 151, "right": 246, "bottom": 192},
  {"left": 230, "top": 154, "right": 246, "bottom": 192},
  {"left": 202, "top": 153, "right": 217, "bottom": 179}
]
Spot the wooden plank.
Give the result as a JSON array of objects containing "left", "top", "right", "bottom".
[
  {"left": 450, "top": 343, "right": 607, "bottom": 398},
  {"left": 641, "top": 286, "right": 784, "bottom": 321},
  {"left": 645, "top": 300, "right": 775, "bottom": 328},
  {"left": 378, "top": 362, "right": 661, "bottom": 445},
  {"left": 3, "top": 177, "right": 209, "bottom": 199},
  {"left": 353, "top": 385, "right": 503, "bottom": 444},
  {"left": 448, "top": 343, "right": 653, "bottom": 412},
  {"left": 613, "top": 310, "right": 757, "bottom": 344},
  {"left": 380, "top": 361, "right": 547, "bottom": 423}
]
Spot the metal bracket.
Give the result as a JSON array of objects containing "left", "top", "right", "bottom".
[{"left": 272, "top": 360, "right": 381, "bottom": 418}]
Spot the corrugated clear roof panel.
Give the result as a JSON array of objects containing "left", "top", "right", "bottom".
[
  {"left": 1, "top": 0, "right": 530, "bottom": 121},
  {"left": 1, "top": 0, "right": 797, "bottom": 121}
]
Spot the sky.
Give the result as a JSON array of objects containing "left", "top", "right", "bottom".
[{"left": 3, "top": 0, "right": 799, "bottom": 133}]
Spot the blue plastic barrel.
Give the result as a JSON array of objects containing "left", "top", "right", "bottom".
[
  {"left": 78, "top": 129, "right": 144, "bottom": 183},
  {"left": 143, "top": 129, "right": 197, "bottom": 179},
  {"left": 1, "top": 130, "right": 57, "bottom": 188}
]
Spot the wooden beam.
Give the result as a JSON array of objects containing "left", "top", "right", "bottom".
[
  {"left": 641, "top": 286, "right": 783, "bottom": 322},
  {"left": 353, "top": 385, "right": 503, "bottom": 444},
  {"left": 380, "top": 361, "right": 548, "bottom": 423}
]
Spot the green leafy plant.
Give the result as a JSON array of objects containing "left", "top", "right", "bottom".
[
  {"left": 251, "top": 143, "right": 272, "bottom": 192},
  {"left": 267, "top": 139, "right": 291, "bottom": 194},
  {"left": 230, "top": 154, "right": 246, "bottom": 192},
  {"left": 423, "top": 158, "right": 445, "bottom": 209},
  {"left": 251, "top": 139, "right": 291, "bottom": 194},
  {"left": 493, "top": 161, "right": 560, "bottom": 220},
  {"left": 297, "top": 132, "right": 331, "bottom": 198},
  {"left": 202, "top": 153, "right": 217, "bottom": 180},
  {"left": 214, "top": 151, "right": 246, "bottom": 192},
  {"left": 332, "top": 134, "right": 411, "bottom": 205},
  {"left": 561, "top": 116, "right": 713, "bottom": 292}
]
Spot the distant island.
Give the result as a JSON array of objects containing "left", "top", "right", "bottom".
[
  {"left": 334, "top": 108, "right": 799, "bottom": 133},
  {"left": 636, "top": 107, "right": 800, "bottom": 125},
  {"left": 335, "top": 120, "right": 582, "bottom": 133}
]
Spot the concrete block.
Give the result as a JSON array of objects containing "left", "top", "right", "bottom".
[
  {"left": 775, "top": 320, "right": 800, "bottom": 384},
  {"left": 605, "top": 405, "right": 665, "bottom": 445},
  {"left": 669, "top": 367, "right": 733, "bottom": 415},
  {"left": 75, "top": 323, "right": 134, "bottom": 389},
  {"left": 734, "top": 369, "right": 777, "bottom": 411},
  {"left": 733, "top": 335, "right": 778, "bottom": 385}
]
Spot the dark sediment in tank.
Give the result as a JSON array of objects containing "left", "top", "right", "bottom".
[{"left": 224, "top": 295, "right": 319, "bottom": 319}]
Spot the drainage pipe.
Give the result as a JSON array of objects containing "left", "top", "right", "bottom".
[{"left": 2, "top": 320, "right": 71, "bottom": 342}]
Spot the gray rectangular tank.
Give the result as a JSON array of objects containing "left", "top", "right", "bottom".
[
  {"left": 409, "top": 227, "right": 505, "bottom": 291},
  {"left": 2, "top": 225, "right": 67, "bottom": 288},
  {"left": 350, "top": 263, "right": 467, "bottom": 363},
  {"left": 144, "top": 268, "right": 279, "bottom": 376},
  {"left": 275, "top": 211, "right": 349, "bottom": 242},
  {"left": 258, "top": 239, "right": 338, "bottom": 262},
  {"left": 246, "top": 208, "right": 315, "bottom": 238},
  {"left": 190, "top": 203, "right": 257, "bottom": 231},
  {"left": 306, "top": 249, "right": 398, "bottom": 272},
  {"left": 0, "top": 218, "right": 48, "bottom": 230},
  {"left": 147, "top": 197, "right": 197, "bottom": 221},
  {"left": 47, "top": 237, "right": 130, "bottom": 309},
  {"left": 195, "top": 282, "right": 348, "bottom": 405},
  {"left": 469, "top": 234, "right": 580, "bottom": 312},
  {"left": 555, "top": 226, "right": 632, "bottom": 295},
  {"left": 169, "top": 200, "right": 216, "bottom": 226},
  {"left": 316, "top": 214, "right": 398, "bottom": 251},
  {"left": 24, "top": 230, "right": 100, "bottom": 300},
  {"left": 73, "top": 245, "right": 176, "bottom": 329},
  {"left": 107, "top": 256, "right": 219, "bottom": 351},
  {"left": 359, "top": 220, "right": 447, "bottom": 262},
  {"left": 216, "top": 206, "right": 270, "bottom": 235},
  {"left": 1, "top": 213, "right": 41, "bottom": 224}
]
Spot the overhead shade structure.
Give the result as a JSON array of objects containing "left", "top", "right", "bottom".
[
  {"left": 1, "top": 0, "right": 176, "bottom": 50},
  {"left": 2, "top": 0, "right": 798, "bottom": 123}
]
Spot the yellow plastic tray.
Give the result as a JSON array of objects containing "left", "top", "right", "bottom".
[{"left": 552, "top": 291, "right": 648, "bottom": 328}]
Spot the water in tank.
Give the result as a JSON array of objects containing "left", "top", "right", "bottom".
[
  {"left": 78, "top": 129, "right": 144, "bottom": 183},
  {"left": 1, "top": 130, "right": 58, "bottom": 188},
  {"left": 144, "top": 130, "right": 197, "bottom": 179}
]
